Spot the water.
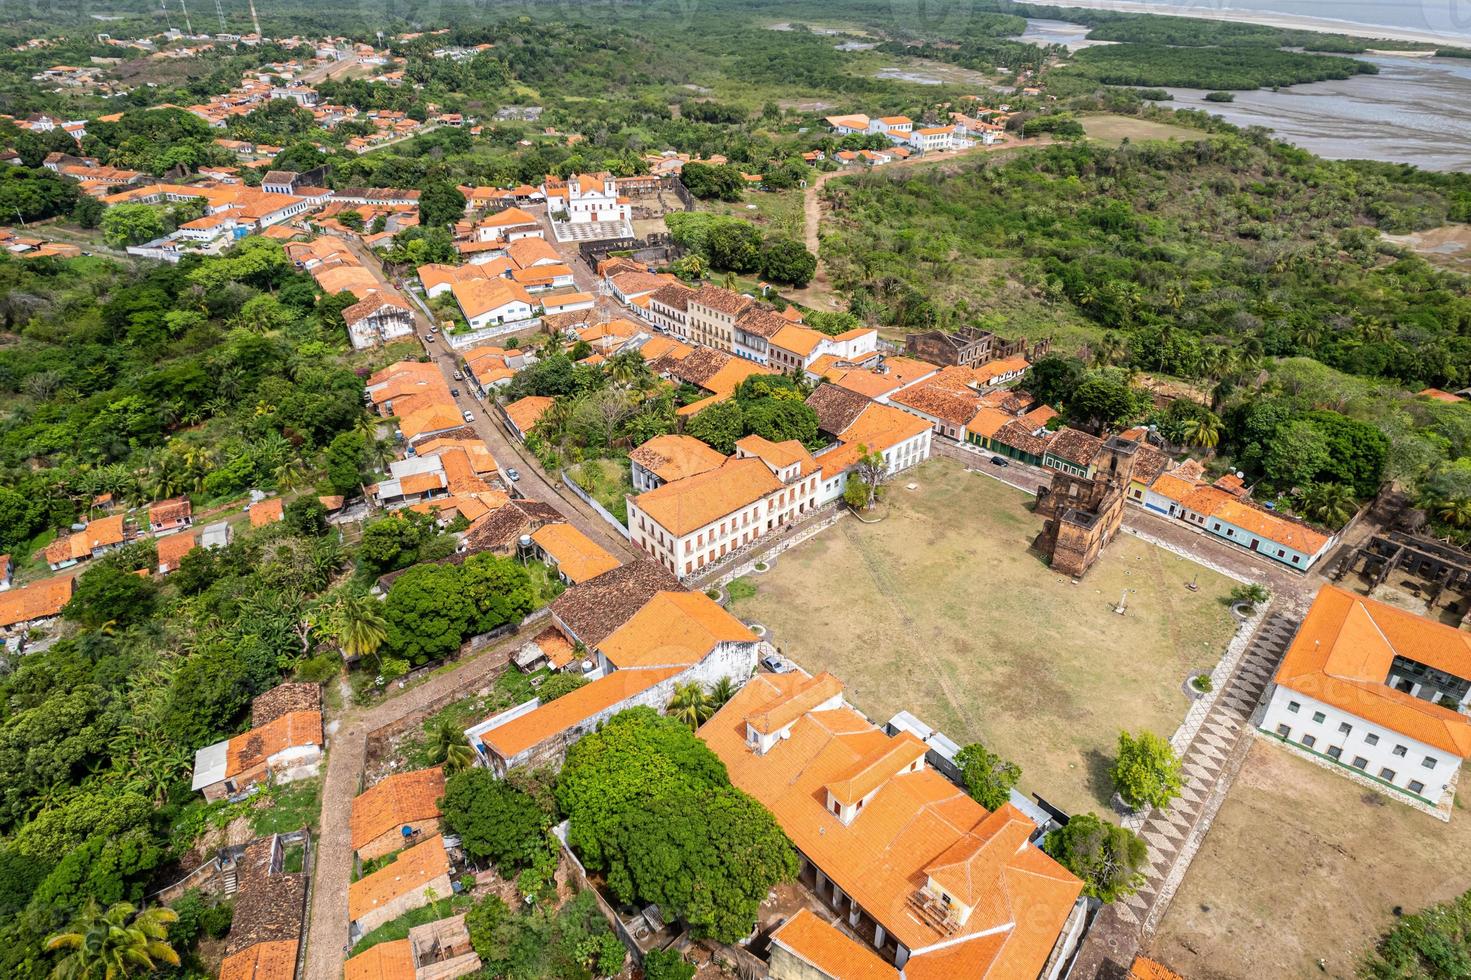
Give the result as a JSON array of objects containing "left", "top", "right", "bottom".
[
  {"left": 1162, "top": 53, "right": 1471, "bottom": 170},
  {"left": 1088, "top": 0, "right": 1471, "bottom": 42},
  {"left": 1014, "top": 17, "right": 1118, "bottom": 49}
]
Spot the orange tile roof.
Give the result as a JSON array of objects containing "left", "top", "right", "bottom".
[
  {"left": 1212, "top": 498, "right": 1331, "bottom": 555},
  {"left": 769, "top": 909, "right": 899, "bottom": 980},
  {"left": 478, "top": 206, "right": 537, "bottom": 228},
  {"left": 746, "top": 671, "right": 844, "bottom": 736},
  {"left": 629, "top": 434, "right": 727, "bottom": 483},
  {"left": 823, "top": 731, "right": 929, "bottom": 806},
  {"left": 598, "top": 591, "right": 755, "bottom": 669},
  {"left": 218, "top": 939, "right": 299, "bottom": 980},
  {"left": 532, "top": 523, "right": 621, "bottom": 584},
  {"left": 343, "top": 939, "right": 413, "bottom": 980},
  {"left": 226, "top": 710, "right": 322, "bottom": 777},
  {"left": 1130, "top": 956, "right": 1186, "bottom": 980},
  {"left": 156, "top": 531, "right": 198, "bottom": 569},
  {"left": 699, "top": 674, "right": 1081, "bottom": 975},
  {"left": 351, "top": 767, "right": 446, "bottom": 850},
  {"left": 735, "top": 434, "right": 817, "bottom": 477},
  {"left": 452, "top": 277, "right": 534, "bottom": 319},
  {"left": 347, "top": 835, "right": 451, "bottom": 923},
  {"left": 1275, "top": 585, "right": 1471, "bottom": 756},
  {"left": 1419, "top": 388, "right": 1465, "bottom": 404},
  {"left": 769, "top": 324, "right": 825, "bottom": 358},
  {"left": 0, "top": 575, "right": 74, "bottom": 629},
  {"left": 533, "top": 625, "right": 577, "bottom": 669},
  {"left": 965, "top": 406, "right": 1014, "bottom": 440},
  {"left": 833, "top": 370, "right": 903, "bottom": 400},
  {"left": 44, "top": 514, "right": 127, "bottom": 564},
  {"left": 505, "top": 395, "right": 554, "bottom": 434},
  {"left": 891, "top": 380, "right": 983, "bottom": 427},
  {"left": 480, "top": 666, "right": 682, "bottom": 758},
  {"left": 631, "top": 457, "right": 781, "bottom": 537},
  {"left": 506, "top": 236, "right": 562, "bottom": 268},
  {"left": 249, "top": 498, "right": 285, "bottom": 527}
]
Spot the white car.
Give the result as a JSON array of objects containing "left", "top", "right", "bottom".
[{"left": 462, "top": 411, "right": 475, "bottom": 423}]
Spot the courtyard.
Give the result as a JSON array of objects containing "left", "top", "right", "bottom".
[
  {"left": 1150, "top": 740, "right": 1471, "bottom": 979},
  {"left": 728, "top": 457, "right": 1238, "bottom": 814}
]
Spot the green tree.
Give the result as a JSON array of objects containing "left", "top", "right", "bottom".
[
  {"left": 1264, "top": 419, "right": 1331, "bottom": 491},
  {"left": 1297, "top": 482, "right": 1356, "bottom": 527},
  {"left": 383, "top": 563, "right": 473, "bottom": 663},
  {"left": 666, "top": 682, "right": 713, "bottom": 730},
  {"left": 425, "top": 716, "right": 474, "bottom": 773},
  {"left": 334, "top": 593, "right": 388, "bottom": 661},
  {"left": 1024, "top": 356, "right": 1086, "bottom": 408},
  {"left": 686, "top": 400, "right": 744, "bottom": 455},
  {"left": 1182, "top": 413, "right": 1222, "bottom": 450},
  {"left": 643, "top": 948, "right": 696, "bottom": 980},
  {"left": 843, "top": 472, "right": 873, "bottom": 510},
  {"left": 743, "top": 398, "right": 819, "bottom": 446},
  {"left": 44, "top": 900, "right": 180, "bottom": 978},
  {"left": 100, "top": 203, "right": 166, "bottom": 248},
  {"left": 1361, "top": 887, "right": 1471, "bottom": 980},
  {"left": 284, "top": 497, "right": 328, "bottom": 537},
  {"left": 324, "top": 430, "right": 367, "bottom": 496},
  {"left": 460, "top": 553, "right": 536, "bottom": 634},
  {"left": 440, "top": 769, "right": 553, "bottom": 870},
  {"left": 1065, "top": 371, "right": 1142, "bottom": 433},
  {"left": 760, "top": 237, "right": 817, "bottom": 288},
  {"left": 63, "top": 565, "right": 158, "bottom": 630},
  {"left": 679, "top": 162, "right": 744, "bottom": 202},
  {"left": 955, "top": 742, "right": 1021, "bottom": 811},
  {"left": 418, "top": 180, "right": 467, "bottom": 228},
  {"left": 707, "top": 221, "right": 762, "bottom": 274},
  {"left": 538, "top": 673, "right": 588, "bottom": 703},
  {"left": 1111, "top": 730, "right": 1183, "bottom": 811},
  {"left": 1042, "top": 813, "right": 1148, "bottom": 903}
]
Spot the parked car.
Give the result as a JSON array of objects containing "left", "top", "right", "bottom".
[
  {"left": 422, "top": 334, "right": 435, "bottom": 343},
  {"left": 452, "top": 370, "right": 464, "bottom": 381},
  {"left": 428, "top": 324, "right": 438, "bottom": 333},
  {"left": 462, "top": 410, "right": 475, "bottom": 423},
  {"left": 990, "top": 456, "right": 1009, "bottom": 467},
  {"left": 761, "top": 654, "right": 792, "bottom": 674},
  {"left": 505, "top": 467, "right": 521, "bottom": 482},
  {"left": 451, "top": 388, "right": 460, "bottom": 397}
]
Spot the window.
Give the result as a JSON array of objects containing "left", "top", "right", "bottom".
[
  {"left": 1301, "top": 734, "right": 1316, "bottom": 748},
  {"left": 1292, "top": 555, "right": 1300, "bottom": 564},
  {"left": 1276, "top": 724, "right": 1291, "bottom": 738},
  {"left": 1379, "top": 768, "right": 1396, "bottom": 782},
  {"left": 1327, "top": 746, "right": 1342, "bottom": 760},
  {"left": 1393, "top": 745, "right": 1408, "bottom": 757},
  {"left": 1409, "top": 780, "right": 1425, "bottom": 795},
  {"left": 1423, "top": 757, "right": 1438, "bottom": 770},
  {"left": 1287, "top": 701, "right": 1301, "bottom": 714},
  {"left": 1365, "top": 733, "right": 1379, "bottom": 746},
  {"left": 1338, "top": 722, "right": 1352, "bottom": 735},
  {"left": 1312, "top": 711, "right": 1325, "bottom": 724},
  {"left": 1352, "top": 757, "right": 1368, "bottom": 770}
]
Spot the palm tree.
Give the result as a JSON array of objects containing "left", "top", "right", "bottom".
[
  {"left": 425, "top": 717, "right": 474, "bottom": 772},
  {"left": 337, "top": 594, "right": 388, "bottom": 662},
  {"left": 708, "top": 676, "right": 737, "bottom": 710},
  {"left": 667, "top": 682, "right": 713, "bottom": 730},
  {"left": 45, "top": 900, "right": 180, "bottom": 979},
  {"left": 1297, "top": 483, "right": 1356, "bottom": 528},
  {"left": 1435, "top": 495, "right": 1471, "bottom": 529},
  {"left": 1090, "top": 334, "right": 1124, "bottom": 368},
  {"left": 1181, "top": 415, "right": 1222, "bottom": 450}
]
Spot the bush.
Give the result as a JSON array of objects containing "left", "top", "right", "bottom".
[
  {"left": 643, "top": 948, "right": 696, "bottom": 980},
  {"left": 1043, "top": 813, "right": 1148, "bottom": 903},
  {"left": 1191, "top": 673, "right": 1213, "bottom": 693},
  {"left": 297, "top": 652, "right": 341, "bottom": 684}
]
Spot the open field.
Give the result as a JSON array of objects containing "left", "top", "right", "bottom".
[
  {"left": 1382, "top": 223, "right": 1471, "bottom": 274},
  {"left": 698, "top": 188, "right": 806, "bottom": 241},
  {"left": 729, "top": 458, "right": 1237, "bottom": 813},
  {"left": 1082, "top": 113, "right": 1210, "bottom": 146},
  {"left": 1150, "top": 741, "right": 1471, "bottom": 979},
  {"left": 564, "top": 457, "right": 632, "bottom": 526}
]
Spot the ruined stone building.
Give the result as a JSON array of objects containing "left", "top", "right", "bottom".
[{"left": 1034, "top": 436, "right": 1139, "bottom": 578}]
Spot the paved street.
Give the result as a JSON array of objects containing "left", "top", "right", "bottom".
[{"left": 302, "top": 639, "right": 519, "bottom": 980}]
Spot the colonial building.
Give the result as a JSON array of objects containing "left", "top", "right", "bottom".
[
  {"left": 1261, "top": 585, "right": 1471, "bottom": 807},
  {"left": 343, "top": 290, "right": 415, "bottom": 349},
  {"left": 348, "top": 835, "right": 454, "bottom": 938},
  {"left": 701, "top": 672, "right": 1085, "bottom": 977},
  {"left": 350, "top": 767, "right": 447, "bottom": 860},
  {"left": 1035, "top": 436, "right": 1139, "bottom": 578},
  {"left": 191, "top": 683, "right": 323, "bottom": 802}
]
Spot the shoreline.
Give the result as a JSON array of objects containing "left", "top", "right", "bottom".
[{"left": 1019, "top": 0, "right": 1471, "bottom": 48}]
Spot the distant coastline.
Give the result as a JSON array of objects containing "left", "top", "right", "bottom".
[{"left": 1020, "top": 0, "right": 1471, "bottom": 47}]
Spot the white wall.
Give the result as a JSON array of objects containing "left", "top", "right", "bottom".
[{"left": 1261, "top": 684, "right": 1459, "bottom": 801}]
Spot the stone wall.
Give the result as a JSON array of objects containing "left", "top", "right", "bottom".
[{"left": 357, "top": 818, "right": 442, "bottom": 862}]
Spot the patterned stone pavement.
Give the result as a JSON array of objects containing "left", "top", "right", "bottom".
[{"left": 1072, "top": 612, "right": 1302, "bottom": 977}]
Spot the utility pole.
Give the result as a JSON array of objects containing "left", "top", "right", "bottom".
[
  {"left": 248, "top": 0, "right": 261, "bottom": 37},
  {"left": 179, "top": 0, "right": 194, "bottom": 35},
  {"left": 213, "top": 0, "right": 226, "bottom": 32},
  {"left": 162, "top": 0, "right": 174, "bottom": 33}
]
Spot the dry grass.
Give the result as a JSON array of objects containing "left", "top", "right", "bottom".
[
  {"left": 1150, "top": 740, "right": 1471, "bottom": 979},
  {"left": 730, "top": 458, "right": 1237, "bottom": 813},
  {"left": 1082, "top": 113, "right": 1210, "bottom": 147}
]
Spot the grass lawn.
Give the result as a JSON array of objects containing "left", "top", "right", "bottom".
[
  {"left": 1150, "top": 741, "right": 1471, "bottom": 979},
  {"left": 698, "top": 188, "right": 806, "bottom": 241},
  {"left": 728, "top": 458, "right": 1237, "bottom": 813},
  {"left": 250, "top": 778, "right": 322, "bottom": 837},
  {"left": 1082, "top": 113, "right": 1209, "bottom": 147},
  {"left": 564, "top": 457, "right": 631, "bottom": 526}
]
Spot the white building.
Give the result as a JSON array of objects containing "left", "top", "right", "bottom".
[
  {"left": 343, "top": 290, "right": 416, "bottom": 349},
  {"left": 542, "top": 172, "right": 631, "bottom": 225},
  {"left": 1260, "top": 585, "right": 1471, "bottom": 808}
]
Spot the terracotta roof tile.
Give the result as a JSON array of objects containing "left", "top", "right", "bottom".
[
  {"left": 347, "top": 835, "right": 451, "bottom": 923},
  {"left": 343, "top": 939, "right": 413, "bottom": 980},
  {"left": 0, "top": 575, "right": 74, "bottom": 629},
  {"left": 769, "top": 909, "right": 898, "bottom": 980},
  {"left": 480, "top": 666, "right": 682, "bottom": 758},
  {"left": 806, "top": 383, "right": 872, "bottom": 437},
  {"left": 219, "top": 939, "right": 298, "bottom": 980},
  {"left": 598, "top": 591, "right": 755, "bottom": 669},
  {"left": 227, "top": 711, "right": 322, "bottom": 777},
  {"left": 531, "top": 523, "right": 621, "bottom": 584},
  {"left": 351, "top": 767, "right": 446, "bottom": 850},
  {"left": 631, "top": 457, "right": 781, "bottom": 537},
  {"left": 550, "top": 559, "right": 682, "bottom": 647},
  {"left": 629, "top": 434, "right": 727, "bottom": 483}
]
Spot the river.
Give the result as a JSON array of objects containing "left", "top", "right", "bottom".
[{"left": 1161, "top": 53, "right": 1471, "bottom": 171}]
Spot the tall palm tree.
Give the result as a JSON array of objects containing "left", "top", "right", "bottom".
[
  {"left": 667, "top": 682, "right": 713, "bottom": 730},
  {"left": 45, "top": 900, "right": 180, "bottom": 979},
  {"left": 1297, "top": 483, "right": 1356, "bottom": 528},
  {"left": 1090, "top": 334, "right": 1124, "bottom": 368},
  {"left": 425, "top": 717, "right": 474, "bottom": 772},
  {"left": 337, "top": 594, "right": 388, "bottom": 662},
  {"left": 1435, "top": 495, "right": 1471, "bottom": 529},
  {"left": 1182, "top": 415, "right": 1222, "bottom": 450},
  {"left": 708, "top": 676, "right": 737, "bottom": 710}
]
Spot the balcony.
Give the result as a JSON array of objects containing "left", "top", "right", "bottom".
[{"left": 905, "top": 889, "right": 961, "bottom": 935}]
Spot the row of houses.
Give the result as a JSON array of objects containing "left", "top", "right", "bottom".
[
  {"left": 286, "top": 236, "right": 417, "bottom": 348},
  {"left": 824, "top": 112, "right": 990, "bottom": 154},
  {"left": 417, "top": 237, "right": 594, "bottom": 330}
]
